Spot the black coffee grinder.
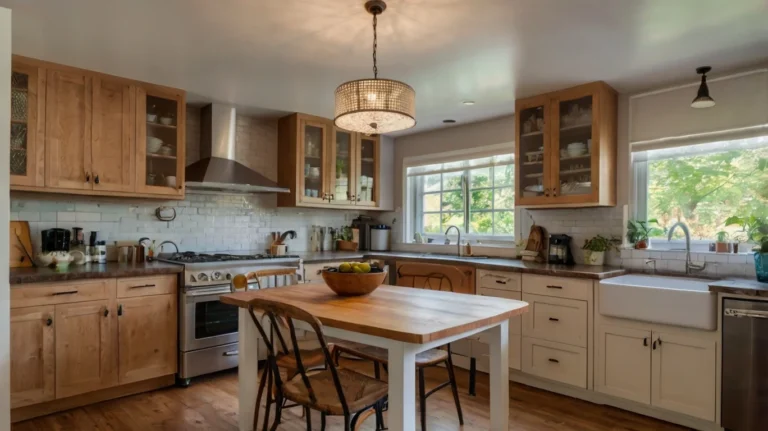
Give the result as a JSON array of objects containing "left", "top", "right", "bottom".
[{"left": 548, "top": 234, "right": 574, "bottom": 265}]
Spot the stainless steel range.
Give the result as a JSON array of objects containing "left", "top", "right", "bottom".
[{"left": 159, "top": 252, "right": 302, "bottom": 385}]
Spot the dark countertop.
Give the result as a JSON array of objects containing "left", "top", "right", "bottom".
[
  {"left": 10, "top": 261, "right": 183, "bottom": 285},
  {"left": 298, "top": 251, "right": 626, "bottom": 280},
  {"left": 708, "top": 279, "right": 768, "bottom": 297}
]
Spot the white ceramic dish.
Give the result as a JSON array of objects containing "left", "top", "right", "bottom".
[
  {"left": 159, "top": 116, "right": 173, "bottom": 126},
  {"left": 147, "top": 136, "right": 163, "bottom": 153}
]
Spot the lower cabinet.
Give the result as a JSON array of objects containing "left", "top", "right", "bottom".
[
  {"left": 521, "top": 336, "right": 588, "bottom": 388},
  {"left": 10, "top": 306, "right": 55, "bottom": 408},
  {"left": 596, "top": 324, "right": 716, "bottom": 421},
  {"left": 117, "top": 294, "right": 177, "bottom": 384}
]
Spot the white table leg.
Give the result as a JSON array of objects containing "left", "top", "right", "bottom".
[
  {"left": 489, "top": 321, "right": 509, "bottom": 430},
  {"left": 388, "top": 341, "right": 417, "bottom": 431},
  {"left": 238, "top": 308, "right": 260, "bottom": 431}
]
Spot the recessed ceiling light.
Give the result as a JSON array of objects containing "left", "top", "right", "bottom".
[
  {"left": 443, "top": 119, "right": 456, "bottom": 124},
  {"left": 462, "top": 101, "right": 475, "bottom": 106}
]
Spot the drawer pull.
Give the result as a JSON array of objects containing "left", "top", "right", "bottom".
[
  {"left": 53, "top": 290, "right": 79, "bottom": 296},
  {"left": 643, "top": 337, "right": 648, "bottom": 347},
  {"left": 548, "top": 317, "right": 560, "bottom": 322},
  {"left": 495, "top": 280, "right": 508, "bottom": 285},
  {"left": 222, "top": 350, "right": 239, "bottom": 357},
  {"left": 129, "top": 284, "right": 156, "bottom": 289},
  {"left": 548, "top": 358, "right": 560, "bottom": 364},
  {"left": 546, "top": 285, "right": 563, "bottom": 289}
]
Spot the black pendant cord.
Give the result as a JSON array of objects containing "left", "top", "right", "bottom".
[{"left": 372, "top": 13, "right": 378, "bottom": 79}]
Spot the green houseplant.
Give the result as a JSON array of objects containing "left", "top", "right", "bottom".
[
  {"left": 715, "top": 231, "right": 730, "bottom": 253},
  {"left": 626, "top": 219, "right": 664, "bottom": 249},
  {"left": 582, "top": 235, "right": 620, "bottom": 266}
]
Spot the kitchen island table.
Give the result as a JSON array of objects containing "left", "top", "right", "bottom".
[{"left": 221, "top": 283, "right": 528, "bottom": 431}]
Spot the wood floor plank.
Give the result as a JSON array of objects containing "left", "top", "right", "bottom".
[{"left": 13, "top": 360, "right": 690, "bottom": 430}]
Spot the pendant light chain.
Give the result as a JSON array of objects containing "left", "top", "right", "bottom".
[{"left": 372, "top": 12, "right": 378, "bottom": 79}]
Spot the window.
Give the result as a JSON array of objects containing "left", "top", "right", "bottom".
[
  {"left": 407, "top": 154, "right": 515, "bottom": 239},
  {"left": 633, "top": 135, "right": 768, "bottom": 241}
]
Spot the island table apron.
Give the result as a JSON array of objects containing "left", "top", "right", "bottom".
[{"left": 221, "top": 283, "right": 529, "bottom": 431}]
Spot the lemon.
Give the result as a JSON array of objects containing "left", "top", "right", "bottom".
[
  {"left": 352, "top": 265, "right": 365, "bottom": 274},
  {"left": 339, "top": 263, "right": 352, "bottom": 273},
  {"left": 358, "top": 263, "right": 371, "bottom": 273}
]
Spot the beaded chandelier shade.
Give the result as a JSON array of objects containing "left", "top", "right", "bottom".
[{"left": 334, "top": 1, "right": 416, "bottom": 135}]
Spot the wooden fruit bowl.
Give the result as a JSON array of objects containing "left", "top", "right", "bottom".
[{"left": 321, "top": 270, "right": 387, "bottom": 297}]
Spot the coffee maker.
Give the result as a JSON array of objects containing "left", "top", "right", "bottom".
[
  {"left": 41, "top": 228, "right": 71, "bottom": 252},
  {"left": 351, "top": 215, "right": 378, "bottom": 251},
  {"left": 548, "top": 234, "right": 574, "bottom": 265}
]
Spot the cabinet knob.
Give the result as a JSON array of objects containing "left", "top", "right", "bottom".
[
  {"left": 46, "top": 317, "right": 53, "bottom": 326},
  {"left": 85, "top": 172, "right": 90, "bottom": 183},
  {"left": 103, "top": 308, "right": 109, "bottom": 317},
  {"left": 552, "top": 189, "right": 558, "bottom": 197},
  {"left": 118, "top": 304, "right": 123, "bottom": 316},
  {"left": 94, "top": 174, "right": 100, "bottom": 185},
  {"left": 544, "top": 188, "right": 550, "bottom": 197},
  {"left": 643, "top": 337, "right": 648, "bottom": 347}
]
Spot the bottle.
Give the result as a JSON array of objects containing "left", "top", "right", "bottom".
[
  {"left": 147, "top": 240, "right": 156, "bottom": 261},
  {"left": 96, "top": 241, "right": 107, "bottom": 264}
]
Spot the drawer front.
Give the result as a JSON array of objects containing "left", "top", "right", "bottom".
[
  {"left": 11, "top": 279, "right": 114, "bottom": 308},
  {"left": 477, "top": 288, "right": 522, "bottom": 336},
  {"left": 522, "top": 293, "right": 587, "bottom": 347},
  {"left": 477, "top": 270, "right": 521, "bottom": 292},
  {"left": 117, "top": 275, "right": 177, "bottom": 298},
  {"left": 473, "top": 334, "right": 522, "bottom": 371},
  {"left": 522, "top": 337, "right": 587, "bottom": 388},
  {"left": 522, "top": 274, "right": 592, "bottom": 301}
]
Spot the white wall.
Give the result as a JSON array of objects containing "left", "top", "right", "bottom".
[{"left": 0, "top": 6, "right": 11, "bottom": 429}]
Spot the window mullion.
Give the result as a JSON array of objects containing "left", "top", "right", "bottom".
[{"left": 463, "top": 170, "right": 470, "bottom": 234}]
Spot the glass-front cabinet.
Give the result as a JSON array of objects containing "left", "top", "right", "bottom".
[
  {"left": 330, "top": 128, "right": 354, "bottom": 204},
  {"left": 136, "top": 87, "right": 185, "bottom": 196},
  {"left": 300, "top": 119, "right": 329, "bottom": 204},
  {"left": 356, "top": 135, "right": 379, "bottom": 206},
  {"left": 9, "top": 59, "right": 44, "bottom": 187},
  {"left": 515, "top": 81, "right": 617, "bottom": 208}
]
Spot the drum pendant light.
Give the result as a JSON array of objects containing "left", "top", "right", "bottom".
[
  {"left": 691, "top": 66, "right": 715, "bottom": 108},
  {"left": 334, "top": 0, "right": 416, "bottom": 134}
]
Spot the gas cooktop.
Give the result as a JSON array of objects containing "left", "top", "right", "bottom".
[{"left": 160, "top": 252, "right": 300, "bottom": 264}]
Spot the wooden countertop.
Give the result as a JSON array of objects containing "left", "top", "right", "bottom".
[
  {"left": 10, "top": 261, "right": 183, "bottom": 285},
  {"left": 221, "top": 283, "right": 528, "bottom": 344}
]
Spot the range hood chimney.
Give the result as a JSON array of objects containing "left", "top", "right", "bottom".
[{"left": 185, "top": 104, "right": 290, "bottom": 193}]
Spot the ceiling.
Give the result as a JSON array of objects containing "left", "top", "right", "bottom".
[{"left": 3, "top": 0, "right": 768, "bottom": 136}]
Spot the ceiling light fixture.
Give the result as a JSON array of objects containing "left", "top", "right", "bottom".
[
  {"left": 334, "top": 0, "right": 416, "bottom": 135},
  {"left": 691, "top": 66, "right": 715, "bottom": 108}
]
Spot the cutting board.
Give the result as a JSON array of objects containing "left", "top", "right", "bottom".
[{"left": 10, "top": 221, "right": 34, "bottom": 268}]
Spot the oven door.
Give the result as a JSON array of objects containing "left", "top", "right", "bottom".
[{"left": 182, "top": 286, "right": 240, "bottom": 352}]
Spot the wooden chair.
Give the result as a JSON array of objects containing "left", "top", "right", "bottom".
[
  {"left": 247, "top": 297, "right": 388, "bottom": 431},
  {"left": 332, "top": 266, "right": 465, "bottom": 430}
]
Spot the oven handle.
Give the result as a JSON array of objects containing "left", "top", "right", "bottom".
[
  {"left": 222, "top": 350, "right": 239, "bottom": 357},
  {"left": 184, "top": 287, "right": 237, "bottom": 297}
]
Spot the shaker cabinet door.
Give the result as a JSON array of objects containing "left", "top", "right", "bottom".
[
  {"left": 91, "top": 77, "right": 136, "bottom": 192},
  {"left": 118, "top": 294, "right": 177, "bottom": 384},
  {"left": 10, "top": 306, "right": 55, "bottom": 408},
  {"left": 595, "top": 324, "right": 652, "bottom": 405},
  {"left": 10, "top": 58, "right": 45, "bottom": 187}
]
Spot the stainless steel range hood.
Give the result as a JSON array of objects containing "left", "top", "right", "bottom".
[{"left": 185, "top": 104, "right": 290, "bottom": 193}]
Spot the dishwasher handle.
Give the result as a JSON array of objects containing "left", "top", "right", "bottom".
[{"left": 725, "top": 308, "right": 768, "bottom": 319}]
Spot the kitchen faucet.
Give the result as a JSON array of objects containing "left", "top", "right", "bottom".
[
  {"left": 159, "top": 240, "right": 179, "bottom": 254},
  {"left": 444, "top": 225, "right": 461, "bottom": 256},
  {"left": 667, "top": 222, "right": 706, "bottom": 275}
]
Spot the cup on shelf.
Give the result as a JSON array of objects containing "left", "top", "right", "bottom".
[
  {"left": 147, "top": 113, "right": 158, "bottom": 123},
  {"left": 311, "top": 189, "right": 318, "bottom": 198},
  {"left": 147, "top": 173, "right": 156, "bottom": 185},
  {"left": 310, "top": 167, "right": 320, "bottom": 179},
  {"left": 159, "top": 116, "right": 173, "bottom": 126},
  {"left": 165, "top": 176, "right": 177, "bottom": 188},
  {"left": 159, "top": 145, "right": 173, "bottom": 156}
]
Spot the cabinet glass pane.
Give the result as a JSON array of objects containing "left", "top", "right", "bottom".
[
  {"left": 10, "top": 72, "right": 29, "bottom": 176},
  {"left": 519, "top": 105, "right": 546, "bottom": 197},
  {"left": 558, "top": 95, "right": 593, "bottom": 197},
  {"left": 358, "top": 138, "right": 376, "bottom": 203},
  {"left": 333, "top": 131, "right": 353, "bottom": 202},
  {"left": 303, "top": 125, "right": 324, "bottom": 199},
  {"left": 144, "top": 95, "right": 179, "bottom": 189}
]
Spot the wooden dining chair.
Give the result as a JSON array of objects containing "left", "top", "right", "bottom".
[
  {"left": 332, "top": 265, "right": 465, "bottom": 430},
  {"left": 247, "top": 298, "right": 388, "bottom": 431}
]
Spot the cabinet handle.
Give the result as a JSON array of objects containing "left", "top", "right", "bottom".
[
  {"left": 652, "top": 340, "right": 657, "bottom": 350},
  {"left": 329, "top": 193, "right": 334, "bottom": 201},
  {"left": 548, "top": 317, "right": 559, "bottom": 322},
  {"left": 103, "top": 308, "right": 109, "bottom": 317},
  {"left": 495, "top": 280, "right": 508, "bottom": 285},
  {"left": 85, "top": 172, "right": 90, "bottom": 183},
  {"left": 46, "top": 317, "right": 53, "bottom": 326},
  {"left": 548, "top": 358, "right": 560, "bottom": 364},
  {"left": 53, "top": 290, "right": 79, "bottom": 296},
  {"left": 222, "top": 350, "right": 239, "bottom": 357},
  {"left": 94, "top": 174, "right": 100, "bottom": 185},
  {"left": 129, "top": 284, "right": 156, "bottom": 289},
  {"left": 657, "top": 338, "right": 662, "bottom": 347},
  {"left": 118, "top": 304, "right": 123, "bottom": 316},
  {"left": 546, "top": 285, "right": 563, "bottom": 289},
  {"left": 643, "top": 337, "right": 648, "bottom": 347}
]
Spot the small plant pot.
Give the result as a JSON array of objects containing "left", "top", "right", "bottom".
[
  {"left": 583, "top": 250, "right": 605, "bottom": 266},
  {"left": 715, "top": 242, "right": 730, "bottom": 253},
  {"left": 635, "top": 239, "right": 648, "bottom": 249}
]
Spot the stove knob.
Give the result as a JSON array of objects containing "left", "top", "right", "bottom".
[
  {"left": 198, "top": 273, "right": 209, "bottom": 282},
  {"left": 225, "top": 273, "right": 232, "bottom": 280},
  {"left": 189, "top": 274, "right": 197, "bottom": 282},
  {"left": 212, "top": 271, "right": 223, "bottom": 281}
]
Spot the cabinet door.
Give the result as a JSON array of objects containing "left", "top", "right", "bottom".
[
  {"left": 515, "top": 94, "right": 553, "bottom": 206},
  {"left": 55, "top": 300, "right": 117, "bottom": 398},
  {"left": 651, "top": 332, "right": 716, "bottom": 421},
  {"left": 91, "top": 77, "right": 135, "bottom": 192},
  {"left": 549, "top": 85, "right": 597, "bottom": 204},
  {"left": 595, "top": 324, "right": 652, "bottom": 404},
  {"left": 136, "top": 86, "right": 185, "bottom": 196},
  {"left": 298, "top": 119, "right": 330, "bottom": 204},
  {"left": 355, "top": 135, "right": 379, "bottom": 207},
  {"left": 10, "top": 306, "right": 55, "bottom": 408},
  {"left": 45, "top": 69, "right": 92, "bottom": 190},
  {"left": 329, "top": 128, "right": 355, "bottom": 204},
  {"left": 10, "top": 59, "right": 45, "bottom": 187},
  {"left": 118, "top": 294, "right": 177, "bottom": 384}
]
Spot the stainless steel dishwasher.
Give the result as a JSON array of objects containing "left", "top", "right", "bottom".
[{"left": 722, "top": 298, "right": 768, "bottom": 431}]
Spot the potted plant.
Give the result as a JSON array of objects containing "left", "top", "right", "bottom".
[
  {"left": 715, "top": 231, "right": 730, "bottom": 253},
  {"left": 582, "top": 235, "right": 620, "bottom": 266},
  {"left": 755, "top": 237, "right": 768, "bottom": 282},
  {"left": 626, "top": 219, "right": 664, "bottom": 249},
  {"left": 726, "top": 215, "right": 768, "bottom": 245}
]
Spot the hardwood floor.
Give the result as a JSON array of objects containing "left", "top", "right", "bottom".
[{"left": 13, "top": 359, "right": 689, "bottom": 430}]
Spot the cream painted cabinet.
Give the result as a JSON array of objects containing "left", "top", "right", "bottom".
[
  {"left": 10, "top": 306, "right": 55, "bottom": 408},
  {"left": 476, "top": 285, "right": 522, "bottom": 371},
  {"left": 595, "top": 324, "right": 651, "bottom": 404},
  {"left": 651, "top": 332, "right": 716, "bottom": 421},
  {"left": 117, "top": 294, "right": 177, "bottom": 384}
]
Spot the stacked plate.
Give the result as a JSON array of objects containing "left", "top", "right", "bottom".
[{"left": 567, "top": 142, "right": 587, "bottom": 157}]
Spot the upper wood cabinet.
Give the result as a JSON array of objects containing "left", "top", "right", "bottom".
[
  {"left": 515, "top": 81, "right": 617, "bottom": 208},
  {"left": 8, "top": 55, "right": 186, "bottom": 199},
  {"left": 278, "top": 113, "right": 382, "bottom": 209}
]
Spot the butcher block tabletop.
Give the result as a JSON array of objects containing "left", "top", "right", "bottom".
[{"left": 220, "top": 283, "right": 528, "bottom": 344}]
